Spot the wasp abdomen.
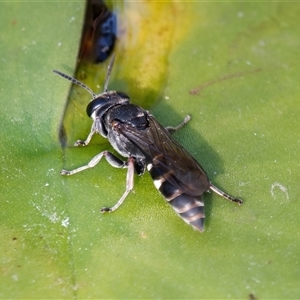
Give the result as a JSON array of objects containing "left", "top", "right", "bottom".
[
  {"left": 169, "top": 194, "right": 205, "bottom": 232},
  {"left": 148, "top": 164, "right": 205, "bottom": 232}
]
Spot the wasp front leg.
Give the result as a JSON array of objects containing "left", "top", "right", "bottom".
[
  {"left": 74, "top": 122, "right": 97, "bottom": 146},
  {"left": 165, "top": 115, "right": 191, "bottom": 135}
]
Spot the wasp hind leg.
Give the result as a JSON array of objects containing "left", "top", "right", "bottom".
[
  {"left": 165, "top": 115, "right": 191, "bottom": 135},
  {"left": 209, "top": 182, "right": 243, "bottom": 205},
  {"left": 101, "top": 157, "right": 136, "bottom": 213}
]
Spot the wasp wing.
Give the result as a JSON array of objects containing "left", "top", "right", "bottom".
[{"left": 116, "top": 114, "right": 210, "bottom": 197}]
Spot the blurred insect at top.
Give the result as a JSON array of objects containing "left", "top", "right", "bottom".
[{"left": 79, "top": 0, "right": 117, "bottom": 63}]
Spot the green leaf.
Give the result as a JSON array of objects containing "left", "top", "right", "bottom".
[
  {"left": 1, "top": 2, "right": 299, "bottom": 299},
  {"left": 0, "top": 2, "right": 85, "bottom": 298}
]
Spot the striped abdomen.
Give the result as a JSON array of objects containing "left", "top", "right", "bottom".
[{"left": 147, "top": 163, "right": 206, "bottom": 232}]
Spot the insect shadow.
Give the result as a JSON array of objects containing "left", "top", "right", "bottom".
[{"left": 149, "top": 100, "right": 230, "bottom": 229}]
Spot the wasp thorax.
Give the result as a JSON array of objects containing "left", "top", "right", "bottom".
[{"left": 107, "top": 104, "right": 148, "bottom": 130}]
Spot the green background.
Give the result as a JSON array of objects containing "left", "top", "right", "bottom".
[{"left": 1, "top": 1, "right": 299, "bottom": 299}]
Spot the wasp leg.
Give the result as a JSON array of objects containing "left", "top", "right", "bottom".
[
  {"left": 165, "top": 115, "right": 191, "bottom": 134},
  {"left": 74, "top": 122, "right": 97, "bottom": 146},
  {"left": 209, "top": 182, "right": 243, "bottom": 205},
  {"left": 60, "top": 151, "right": 126, "bottom": 176},
  {"left": 101, "top": 157, "right": 135, "bottom": 213}
]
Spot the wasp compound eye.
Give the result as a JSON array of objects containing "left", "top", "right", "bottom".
[{"left": 86, "top": 97, "right": 110, "bottom": 117}]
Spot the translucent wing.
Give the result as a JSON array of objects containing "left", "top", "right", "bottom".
[{"left": 115, "top": 114, "right": 210, "bottom": 196}]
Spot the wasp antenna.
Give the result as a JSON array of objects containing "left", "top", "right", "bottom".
[
  {"left": 53, "top": 70, "right": 97, "bottom": 99},
  {"left": 103, "top": 54, "right": 115, "bottom": 92}
]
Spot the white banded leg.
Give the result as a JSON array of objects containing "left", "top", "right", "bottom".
[
  {"left": 60, "top": 150, "right": 126, "bottom": 176},
  {"left": 74, "top": 122, "right": 96, "bottom": 146},
  {"left": 165, "top": 115, "right": 191, "bottom": 135},
  {"left": 209, "top": 182, "right": 243, "bottom": 205},
  {"left": 101, "top": 157, "right": 136, "bottom": 213}
]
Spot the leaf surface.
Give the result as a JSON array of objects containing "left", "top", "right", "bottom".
[{"left": 1, "top": 2, "right": 299, "bottom": 299}]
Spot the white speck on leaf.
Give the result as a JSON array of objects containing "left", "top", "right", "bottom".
[
  {"left": 259, "top": 39, "right": 266, "bottom": 47},
  {"left": 61, "top": 217, "right": 69, "bottom": 228},
  {"left": 239, "top": 181, "right": 251, "bottom": 187},
  {"left": 270, "top": 182, "right": 289, "bottom": 202},
  {"left": 12, "top": 274, "right": 18, "bottom": 281}
]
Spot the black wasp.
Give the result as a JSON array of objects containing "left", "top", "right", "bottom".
[{"left": 54, "top": 55, "right": 242, "bottom": 232}]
